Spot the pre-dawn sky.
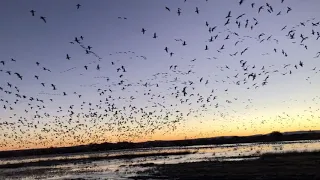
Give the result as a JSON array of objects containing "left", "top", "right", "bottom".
[{"left": 1, "top": 0, "right": 320, "bottom": 150}]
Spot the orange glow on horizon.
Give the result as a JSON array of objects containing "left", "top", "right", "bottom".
[{"left": 1, "top": 110, "right": 319, "bottom": 151}]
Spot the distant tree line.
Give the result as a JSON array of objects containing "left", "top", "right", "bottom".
[{"left": 0, "top": 131, "right": 319, "bottom": 159}]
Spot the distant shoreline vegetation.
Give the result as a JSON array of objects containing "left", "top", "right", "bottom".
[{"left": 0, "top": 131, "right": 319, "bottom": 159}]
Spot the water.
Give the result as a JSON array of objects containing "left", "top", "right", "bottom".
[{"left": 1, "top": 140, "right": 319, "bottom": 180}]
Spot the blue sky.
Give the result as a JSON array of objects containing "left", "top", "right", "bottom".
[{"left": 1, "top": 0, "right": 320, "bottom": 150}]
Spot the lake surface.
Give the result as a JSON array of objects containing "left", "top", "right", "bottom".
[{"left": 1, "top": 140, "right": 320, "bottom": 180}]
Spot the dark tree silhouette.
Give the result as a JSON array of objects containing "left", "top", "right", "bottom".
[{"left": 270, "top": 131, "right": 283, "bottom": 137}]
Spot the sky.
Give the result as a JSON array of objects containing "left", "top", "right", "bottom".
[{"left": 1, "top": 0, "right": 320, "bottom": 150}]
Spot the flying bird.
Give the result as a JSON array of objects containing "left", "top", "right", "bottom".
[
  {"left": 177, "top": 8, "right": 181, "bottom": 16},
  {"left": 30, "top": 10, "right": 35, "bottom": 16},
  {"left": 40, "top": 16, "right": 46, "bottom": 23},
  {"left": 195, "top": 7, "right": 199, "bottom": 14},
  {"left": 141, "top": 28, "right": 146, "bottom": 34},
  {"left": 287, "top": 7, "right": 292, "bottom": 13},
  {"left": 51, "top": 84, "right": 56, "bottom": 90},
  {"left": 258, "top": 6, "right": 264, "bottom": 13},
  {"left": 153, "top": 33, "right": 157, "bottom": 38},
  {"left": 299, "top": 61, "right": 304, "bottom": 67},
  {"left": 226, "top": 11, "right": 231, "bottom": 18},
  {"left": 14, "top": 73, "right": 22, "bottom": 80}
]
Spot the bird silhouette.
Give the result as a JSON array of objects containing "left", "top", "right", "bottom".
[
  {"left": 195, "top": 7, "right": 199, "bottom": 14},
  {"left": 14, "top": 73, "right": 22, "bottom": 80},
  {"left": 177, "top": 8, "right": 181, "bottom": 16},
  {"left": 287, "top": 7, "right": 292, "bottom": 13},
  {"left": 226, "top": 11, "right": 231, "bottom": 18},
  {"left": 51, "top": 84, "right": 56, "bottom": 90},
  {"left": 40, "top": 16, "right": 46, "bottom": 23},
  {"left": 30, "top": 10, "right": 36, "bottom": 16},
  {"left": 141, "top": 28, "right": 146, "bottom": 34},
  {"left": 153, "top": 33, "right": 157, "bottom": 38},
  {"left": 258, "top": 6, "right": 264, "bottom": 13}
]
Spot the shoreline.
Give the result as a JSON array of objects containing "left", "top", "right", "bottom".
[
  {"left": 1, "top": 132, "right": 319, "bottom": 159},
  {"left": 0, "top": 151, "right": 195, "bottom": 169}
]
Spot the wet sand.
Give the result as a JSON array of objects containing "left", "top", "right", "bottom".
[{"left": 132, "top": 151, "right": 320, "bottom": 180}]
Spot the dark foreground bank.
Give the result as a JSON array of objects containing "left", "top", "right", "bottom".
[{"left": 132, "top": 151, "right": 320, "bottom": 180}]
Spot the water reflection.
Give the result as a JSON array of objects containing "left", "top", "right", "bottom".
[{"left": 1, "top": 140, "right": 319, "bottom": 180}]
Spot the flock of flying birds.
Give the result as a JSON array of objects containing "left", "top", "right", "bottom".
[{"left": 1, "top": 0, "right": 320, "bottom": 150}]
